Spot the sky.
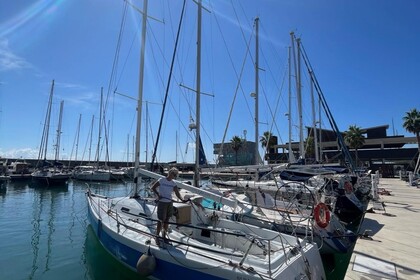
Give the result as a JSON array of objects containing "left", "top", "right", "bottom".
[{"left": 0, "top": 0, "right": 419, "bottom": 165}]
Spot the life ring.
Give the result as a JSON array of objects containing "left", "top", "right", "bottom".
[
  {"left": 314, "top": 202, "right": 330, "bottom": 228},
  {"left": 344, "top": 181, "right": 353, "bottom": 194}
]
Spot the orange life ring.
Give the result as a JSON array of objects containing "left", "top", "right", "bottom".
[
  {"left": 344, "top": 181, "right": 353, "bottom": 194},
  {"left": 314, "top": 202, "right": 330, "bottom": 228}
]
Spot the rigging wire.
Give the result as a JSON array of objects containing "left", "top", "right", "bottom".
[
  {"left": 258, "top": 53, "right": 288, "bottom": 147},
  {"left": 144, "top": 1, "right": 200, "bottom": 162},
  {"left": 105, "top": 2, "right": 130, "bottom": 163},
  {"left": 106, "top": 1, "right": 129, "bottom": 104},
  {"left": 150, "top": 0, "right": 187, "bottom": 169},
  {"left": 129, "top": 1, "right": 216, "bottom": 164},
  {"left": 258, "top": 22, "right": 290, "bottom": 146},
  {"left": 298, "top": 37, "right": 355, "bottom": 171},
  {"left": 231, "top": 1, "right": 257, "bottom": 124},
  {"left": 212, "top": 2, "right": 255, "bottom": 165}
]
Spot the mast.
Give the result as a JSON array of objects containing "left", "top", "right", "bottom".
[
  {"left": 95, "top": 88, "right": 103, "bottom": 169},
  {"left": 145, "top": 101, "right": 149, "bottom": 164},
  {"left": 287, "top": 47, "right": 295, "bottom": 163},
  {"left": 68, "top": 113, "right": 82, "bottom": 169},
  {"left": 296, "top": 38, "right": 305, "bottom": 160},
  {"left": 54, "top": 100, "right": 64, "bottom": 162},
  {"left": 132, "top": 135, "right": 135, "bottom": 165},
  {"left": 194, "top": 0, "right": 202, "bottom": 188},
  {"left": 126, "top": 134, "right": 129, "bottom": 167},
  {"left": 254, "top": 17, "right": 260, "bottom": 165},
  {"left": 311, "top": 76, "right": 319, "bottom": 162},
  {"left": 176, "top": 130, "right": 178, "bottom": 162},
  {"left": 75, "top": 114, "right": 81, "bottom": 163},
  {"left": 319, "top": 98, "right": 323, "bottom": 161},
  {"left": 88, "top": 115, "right": 94, "bottom": 163},
  {"left": 134, "top": 0, "right": 148, "bottom": 195},
  {"left": 40, "top": 80, "right": 55, "bottom": 163}
]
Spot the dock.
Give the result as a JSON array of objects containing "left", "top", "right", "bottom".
[{"left": 345, "top": 178, "right": 420, "bottom": 279}]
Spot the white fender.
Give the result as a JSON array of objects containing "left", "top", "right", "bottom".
[{"left": 136, "top": 247, "right": 156, "bottom": 276}]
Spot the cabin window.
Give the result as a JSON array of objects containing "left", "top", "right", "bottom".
[{"left": 201, "top": 229, "right": 211, "bottom": 238}]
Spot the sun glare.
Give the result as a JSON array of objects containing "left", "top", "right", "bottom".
[{"left": 1, "top": 0, "right": 64, "bottom": 39}]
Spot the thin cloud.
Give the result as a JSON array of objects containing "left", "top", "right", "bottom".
[
  {"left": 57, "top": 87, "right": 135, "bottom": 112},
  {"left": 48, "top": 81, "right": 98, "bottom": 111},
  {"left": 0, "top": 147, "right": 39, "bottom": 159},
  {"left": 55, "top": 81, "right": 86, "bottom": 89},
  {"left": 0, "top": 39, "right": 31, "bottom": 71},
  {"left": 56, "top": 90, "right": 99, "bottom": 112}
]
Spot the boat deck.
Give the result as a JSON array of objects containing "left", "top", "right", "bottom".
[{"left": 345, "top": 177, "right": 420, "bottom": 280}]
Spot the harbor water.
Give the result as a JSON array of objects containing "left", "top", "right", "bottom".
[
  {"left": 1, "top": 178, "right": 361, "bottom": 280},
  {"left": 0, "top": 180, "right": 146, "bottom": 280}
]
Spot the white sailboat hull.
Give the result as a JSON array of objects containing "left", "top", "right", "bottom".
[
  {"left": 73, "top": 169, "right": 111, "bottom": 182},
  {"left": 86, "top": 192, "right": 326, "bottom": 280}
]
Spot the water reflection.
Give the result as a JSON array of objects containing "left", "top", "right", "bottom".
[
  {"left": 0, "top": 179, "right": 143, "bottom": 280},
  {"left": 0, "top": 185, "right": 6, "bottom": 197},
  {"left": 45, "top": 188, "right": 57, "bottom": 272},
  {"left": 6, "top": 180, "right": 29, "bottom": 195},
  {"left": 29, "top": 184, "right": 68, "bottom": 279},
  {"left": 68, "top": 183, "right": 76, "bottom": 246},
  {"left": 29, "top": 187, "right": 42, "bottom": 279},
  {"left": 84, "top": 226, "right": 141, "bottom": 280}
]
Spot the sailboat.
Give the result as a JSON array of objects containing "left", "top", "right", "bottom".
[
  {"left": 31, "top": 80, "right": 71, "bottom": 186},
  {"left": 86, "top": 1, "right": 326, "bottom": 279},
  {"left": 207, "top": 29, "right": 363, "bottom": 260},
  {"left": 73, "top": 89, "right": 111, "bottom": 182}
]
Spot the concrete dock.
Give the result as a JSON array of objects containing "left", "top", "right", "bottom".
[{"left": 345, "top": 178, "right": 420, "bottom": 280}]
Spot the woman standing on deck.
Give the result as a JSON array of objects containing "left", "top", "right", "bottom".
[{"left": 151, "top": 168, "right": 186, "bottom": 245}]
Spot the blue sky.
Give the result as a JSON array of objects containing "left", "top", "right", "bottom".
[{"left": 0, "top": 0, "right": 419, "bottom": 164}]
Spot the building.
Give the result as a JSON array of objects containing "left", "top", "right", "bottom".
[
  {"left": 267, "top": 124, "right": 418, "bottom": 177},
  {"left": 213, "top": 140, "right": 261, "bottom": 166}
]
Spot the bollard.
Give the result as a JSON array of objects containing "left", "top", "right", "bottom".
[
  {"left": 371, "top": 174, "right": 378, "bottom": 201},
  {"left": 408, "top": 171, "right": 413, "bottom": 186}
]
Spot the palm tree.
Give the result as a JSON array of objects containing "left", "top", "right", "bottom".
[
  {"left": 305, "top": 136, "right": 315, "bottom": 160},
  {"left": 344, "top": 125, "right": 365, "bottom": 167},
  {"left": 403, "top": 108, "right": 420, "bottom": 151},
  {"left": 230, "top": 135, "right": 243, "bottom": 165},
  {"left": 403, "top": 108, "right": 420, "bottom": 172},
  {"left": 260, "top": 131, "right": 276, "bottom": 160}
]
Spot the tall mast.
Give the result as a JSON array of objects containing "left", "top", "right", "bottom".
[
  {"left": 145, "top": 101, "right": 149, "bottom": 164},
  {"left": 75, "top": 114, "right": 81, "bottom": 163},
  {"left": 311, "top": 76, "right": 319, "bottom": 162},
  {"left": 134, "top": 0, "right": 148, "bottom": 195},
  {"left": 54, "top": 100, "right": 64, "bottom": 162},
  {"left": 318, "top": 98, "right": 323, "bottom": 162},
  {"left": 127, "top": 134, "right": 129, "bottom": 167},
  {"left": 176, "top": 130, "right": 178, "bottom": 162},
  {"left": 254, "top": 17, "right": 259, "bottom": 165},
  {"left": 69, "top": 113, "right": 82, "bottom": 169},
  {"left": 287, "top": 46, "right": 295, "bottom": 163},
  {"left": 132, "top": 135, "right": 135, "bottom": 164},
  {"left": 88, "top": 115, "right": 94, "bottom": 163},
  {"left": 96, "top": 88, "right": 103, "bottom": 169},
  {"left": 296, "top": 38, "right": 305, "bottom": 160},
  {"left": 42, "top": 80, "right": 55, "bottom": 162},
  {"left": 194, "top": 0, "right": 202, "bottom": 188}
]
